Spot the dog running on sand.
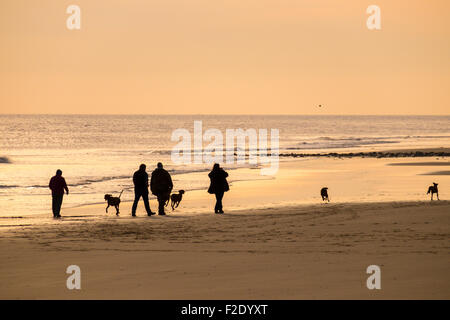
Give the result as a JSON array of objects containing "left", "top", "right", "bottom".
[
  {"left": 321, "top": 187, "right": 330, "bottom": 202},
  {"left": 166, "top": 190, "right": 185, "bottom": 211}
]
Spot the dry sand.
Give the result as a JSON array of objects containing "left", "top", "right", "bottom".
[{"left": 0, "top": 200, "right": 449, "bottom": 299}]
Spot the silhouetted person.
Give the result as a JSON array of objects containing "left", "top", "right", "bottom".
[
  {"left": 132, "top": 164, "right": 155, "bottom": 216},
  {"left": 150, "top": 162, "right": 173, "bottom": 215},
  {"left": 49, "top": 169, "right": 69, "bottom": 218},
  {"left": 207, "top": 163, "right": 229, "bottom": 214}
]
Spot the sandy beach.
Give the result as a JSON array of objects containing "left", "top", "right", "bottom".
[
  {"left": 0, "top": 200, "right": 449, "bottom": 299},
  {"left": 1, "top": 157, "right": 449, "bottom": 299},
  {"left": 2, "top": 0, "right": 450, "bottom": 304}
]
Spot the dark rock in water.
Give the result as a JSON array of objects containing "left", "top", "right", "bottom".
[
  {"left": 0, "top": 157, "right": 11, "bottom": 163},
  {"left": 279, "top": 151, "right": 450, "bottom": 159}
]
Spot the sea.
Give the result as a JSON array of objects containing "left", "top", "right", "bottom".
[{"left": 1, "top": 115, "right": 449, "bottom": 217}]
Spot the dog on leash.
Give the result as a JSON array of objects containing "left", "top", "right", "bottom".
[
  {"left": 321, "top": 187, "right": 330, "bottom": 202},
  {"left": 104, "top": 190, "right": 124, "bottom": 215},
  {"left": 166, "top": 190, "right": 185, "bottom": 211},
  {"left": 427, "top": 183, "right": 439, "bottom": 200}
]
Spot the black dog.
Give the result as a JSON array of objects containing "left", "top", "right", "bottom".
[
  {"left": 427, "top": 183, "right": 439, "bottom": 200},
  {"left": 166, "top": 190, "right": 185, "bottom": 211},
  {"left": 321, "top": 187, "right": 330, "bottom": 202},
  {"left": 104, "top": 190, "right": 124, "bottom": 215}
]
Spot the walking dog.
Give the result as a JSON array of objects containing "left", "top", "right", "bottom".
[
  {"left": 427, "top": 183, "right": 439, "bottom": 200},
  {"left": 104, "top": 190, "right": 124, "bottom": 215},
  {"left": 166, "top": 190, "right": 185, "bottom": 211}
]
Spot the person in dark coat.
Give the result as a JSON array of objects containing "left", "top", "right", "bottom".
[
  {"left": 132, "top": 164, "right": 155, "bottom": 216},
  {"left": 150, "top": 162, "right": 173, "bottom": 215},
  {"left": 49, "top": 169, "right": 69, "bottom": 218},
  {"left": 207, "top": 163, "right": 229, "bottom": 214}
]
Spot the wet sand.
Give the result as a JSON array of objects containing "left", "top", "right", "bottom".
[
  {"left": 388, "top": 162, "right": 450, "bottom": 166},
  {"left": 421, "top": 171, "right": 450, "bottom": 176},
  {"left": 386, "top": 160, "right": 450, "bottom": 175}
]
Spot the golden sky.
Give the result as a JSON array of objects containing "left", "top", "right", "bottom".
[{"left": 1, "top": 0, "right": 449, "bottom": 114}]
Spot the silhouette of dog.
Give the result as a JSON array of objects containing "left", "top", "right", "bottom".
[
  {"left": 321, "top": 187, "right": 330, "bottom": 202},
  {"left": 166, "top": 190, "right": 185, "bottom": 211},
  {"left": 427, "top": 183, "right": 439, "bottom": 200},
  {"left": 104, "top": 190, "right": 123, "bottom": 215}
]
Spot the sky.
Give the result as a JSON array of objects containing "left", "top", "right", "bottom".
[{"left": 0, "top": 0, "right": 449, "bottom": 115}]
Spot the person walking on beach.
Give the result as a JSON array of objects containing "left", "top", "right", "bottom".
[
  {"left": 132, "top": 164, "right": 155, "bottom": 217},
  {"left": 150, "top": 162, "right": 173, "bottom": 215},
  {"left": 207, "top": 163, "right": 229, "bottom": 214},
  {"left": 49, "top": 169, "right": 69, "bottom": 218}
]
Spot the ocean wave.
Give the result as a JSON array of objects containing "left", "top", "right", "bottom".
[
  {"left": 71, "top": 167, "right": 218, "bottom": 186},
  {"left": 289, "top": 139, "right": 397, "bottom": 150},
  {"left": 152, "top": 147, "right": 262, "bottom": 156},
  {"left": 0, "top": 184, "right": 19, "bottom": 189},
  {"left": 1, "top": 167, "right": 219, "bottom": 191},
  {"left": 285, "top": 134, "right": 450, "bottom": 151}
]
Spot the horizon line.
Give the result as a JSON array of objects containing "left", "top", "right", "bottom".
[{"left": 1, "top": 113, "right": 449, "bottom": 117}]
